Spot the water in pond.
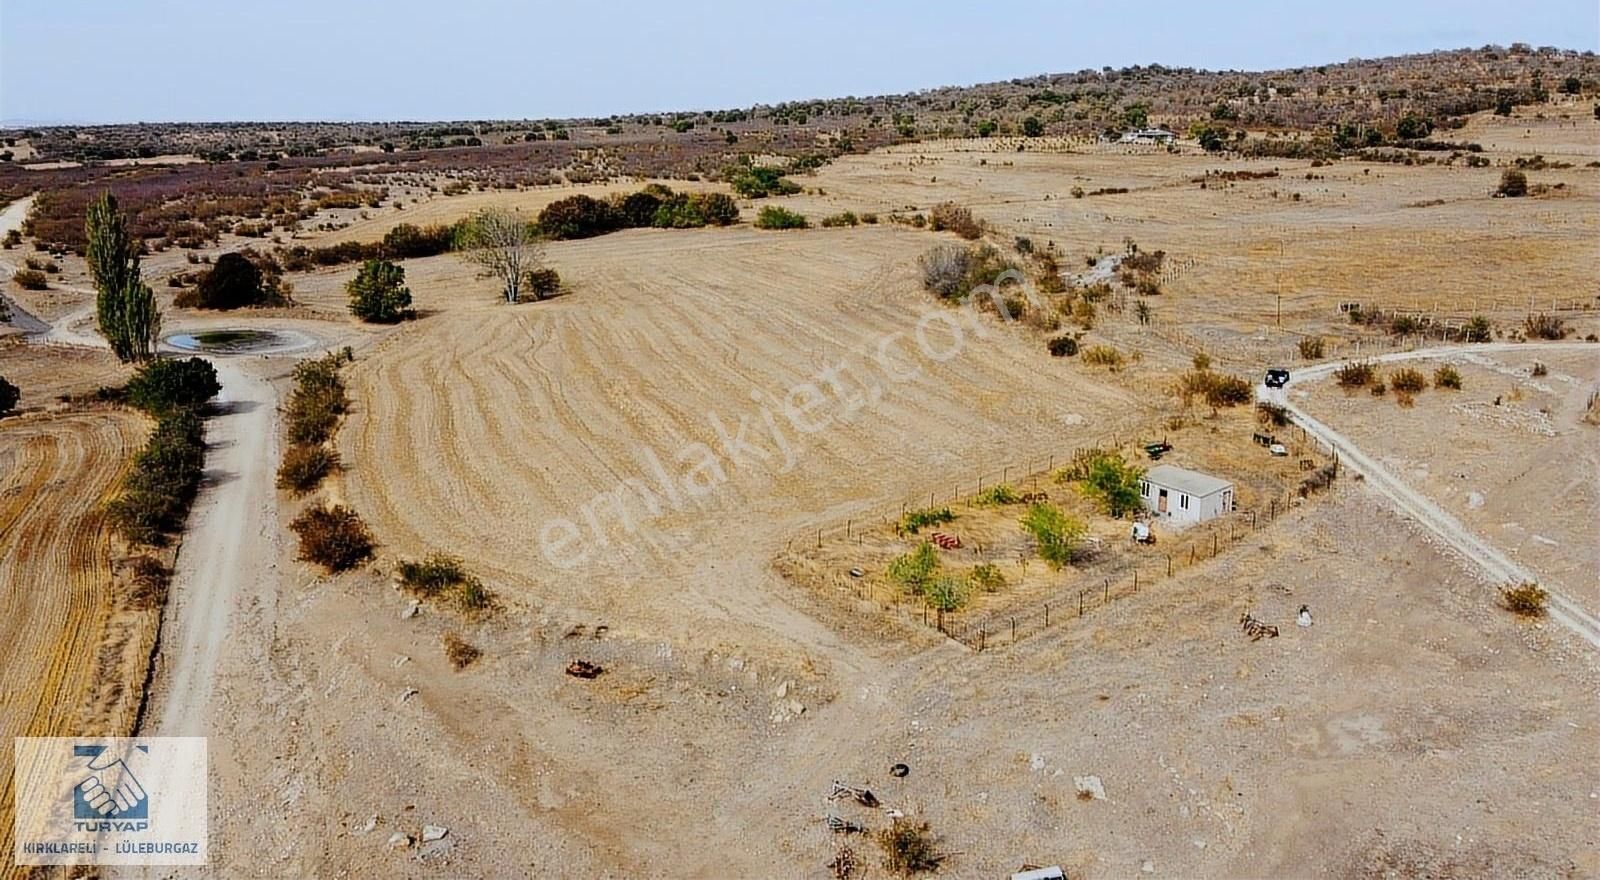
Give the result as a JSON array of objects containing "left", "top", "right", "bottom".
[{"left": 165, "top": 328, "right": 288, "bottom": 354}]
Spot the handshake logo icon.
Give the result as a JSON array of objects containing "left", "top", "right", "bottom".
[{"left": 72, "top": 744, "right": 150, "bottom": 825}]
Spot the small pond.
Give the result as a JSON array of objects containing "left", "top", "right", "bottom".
[{"left": 164, "top": 329, "right": 291, "bottom": 354}]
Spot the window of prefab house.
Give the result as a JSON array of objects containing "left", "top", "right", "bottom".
[
  {"left": 1180, "top": 495, "right": 1188, "bottom": 509},
  {"left": 1141, "top": 482, "right": 1149, "bottom": 497}
]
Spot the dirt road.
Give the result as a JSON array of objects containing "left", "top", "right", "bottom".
[
  {"left": 140, "top": 359, "right": 282, "bottom": 737},
  {"left": 1267, "top": 342, "right": 1600, "bottom": 647}
]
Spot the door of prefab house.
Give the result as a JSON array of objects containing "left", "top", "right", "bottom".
[{"left": 1157, "top": 488, "right": 1168, "bottom": 513}]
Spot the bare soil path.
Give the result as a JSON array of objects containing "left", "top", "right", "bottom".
[{"left": 1268, "top": 342, "right": 1600, "bottom": 647}]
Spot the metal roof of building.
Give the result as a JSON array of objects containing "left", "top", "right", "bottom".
[{"left": 1142, "top": 464, "right": 1233, "bottom": 497}]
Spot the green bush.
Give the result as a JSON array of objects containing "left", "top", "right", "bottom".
[
  {"left": 380, "top": 222, "right": 455, "bottom": 259},
  {"left": 285, "top": 354, "right": 348, "bottom": 446},
  {"left": 754, "top": 206, "right": 808, "bottom": 230},
  {"left": 125, "top": 357, "right": 220, "bottom": 416},
  {"left": 1524, "top": 313, "right": 1567, "bottom": 340},
  {"left": 887, "top": 542, "right": 940, "bottom": 594},
  {"left": 107, "top": 412, "right": 206, "bottom": 545},
  {"left": 538, "top": 194, "right": 621, "bottom": 239},
  {"left": 346, "top": 258, "right": 413, "bottom": 323},
  {"left": 1047, "top": 335, "right": 1079, "bottom": 357},
  {"left": 1434, "top": 365, "right": 1463, "bottom": 389},
  {"left": 276, "top": 444, "right": 339, "bottom": 495},
  {"left": 923, "top": 575, "right": 968, "bottom": 612},
  {"left": 728, "top": 165, "right": 800, "bottom": 198},
  {"left": 819, "top": 211, "right": 859, "bottom": 228},
  {"left": 396, "top": 552, "right": 488, "bottom": 608},
  {"left": 1020, "top": 502, "right": 1086, "bottom": 569},
  {"left": 901, "top": 506, "right": 954, "bottom": 534},
  {"left": 1078, "top": 453, "right": 1145, "bottom": 517},
  {"left": 290, "top": 503, "right": 374, "bottom": 572},
  {"left": 975, "top": 483, "right": 1019, "bottom": 506},
  {"left": 1463, "top": 315, "right": 1492, "bottom": 342},
  {"left": 1497, "top": 169, "right": 1528, "bottom": 197}
]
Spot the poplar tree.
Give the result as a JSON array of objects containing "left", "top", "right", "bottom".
[{"left": 86, "top": 192, "right": 159, "bottom": 361}]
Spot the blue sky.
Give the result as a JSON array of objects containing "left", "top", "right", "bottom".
[{"left": 1, "top": 0, "right": 1595, "bottom": 124}]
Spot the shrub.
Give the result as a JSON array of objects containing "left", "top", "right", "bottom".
[
  {"left": 276, "top": 444, "right": 339, "bottom": 495},
  {"left": 1500, "top": 582, "right": 1547, "bottom": 617},
  {"left": 969, "top": 563, "right": 1005, "bottom": 592},
  {"left": 524, "top": 267, "right": 561, "bottom": 299},
  {"left": 1531, "top": 362, "right": 1548, "bottom": 377},
  {"left": 1047, "top": 335, "right": 1079, "bottom": 357},
  {"left": 538, "top": 194, "right": 620, "bottom": 239},
  {"left": 1370, "top": 378, "right": 1387, "bottom": 396},
  {"left": 919, "top": 244, "right": 972, "bottom": 299},
  {"left": 614, "top": 190, "right": 664, "bottom": 227},
  {"left": 0, "top": 376, "right": 17, "bottom": 417},
  {"left": 975, "top": 483, "right": 1019, "bottom": 506},
  {"left": 877, "top": 820, "right": 943, "bottom": 876},
  {"left": 1461, "top": 315, "right": 1491, "bottom": 343},
  {"left": 1334, "top": 360, "right": 1376, "bottom": 388},
  {"left": 1257, "top": 401, "right": 1291, "bottom": 427},
  {"left": 107, "top": 412, "right": 205, "bottom": 545},
  {"left": 285, "top": 354, "right": 348, "bottom": 446},
  {"left": 1496, "top": 169, "right": 1528, "bottom": 197},
  {"left": 929, "top": 202, "right": 981, "bottom": 239},
  {"left": 125, "top": 357, "right": 220, "bottom": 415},
  {"left": 1523, "top": 313, "right": 1567, "bottom": 340},
  {"left": 1297, "top": 336, "right": 1325, "bottom": 359},
  {"left": 887, "top": 542, "right": 940, "bottom": 594},
  {"left": 901, "top": 506, "right": 954, "bottom": 534},
  {"left": 1433, "top": 365, "right": 1463, "bottom": 389},
  {"left": 381, "top": 222, "right": 455, "bottom": 259},
  {"left": 923, "top": 576, "right": 968, "bottom": 612},
  {"left": 346, "top": 258, "right": 413, "bottom": 323},
  {"left": 1390, "top": 315, "right": 1421, "bottom": 336},
  {"left": 13, "top": 268, "right": 48, "bottom": 289},
  {"left": 397, "top": 553, "right": 471, "bottom": 596},
  {"left": 124, "top": 555, "right": 169, "bottom": 610},
  {"left": 290, "top": 503, "right": 374, "bottom": 572},
  {"left": 193, "top": 252, "right": 266, "bottom": 309},
  {"left": 1081, "top": 346, "right": 1123, "bottom": 369},
  {"left": 754, "top": 206, "right": 808, "bottom": 230},
  {"left": 1020, "top": 502, "right": 1086, "bottom": 569},
  {"left": 442, "top": 632, "right": 481, "bottom": 669},
  {"left": 728, "top": 165, "right": 800, "bottom": 198},
  {"left": 1078, "top": 453, "right": 1145, "bottom": 517},
  {"left": 1390, "top": 367, "right": 1428, "bottom": 393},
  {"left": 1178, "top": 368, "right": 1250, "bottom": 410},
  {"left": 819, "top": 211, "right": 859, "bottom": 228}
]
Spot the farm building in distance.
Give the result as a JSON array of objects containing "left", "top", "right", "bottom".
[
  {"left": 1119, "top": 127, "right": 1176, "bottom": 144},
  {"left": 1139, "top": 464, "right": 1234, "bottom": 526}
]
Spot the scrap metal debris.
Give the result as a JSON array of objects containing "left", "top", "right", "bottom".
[
  {"left": 565, "top": 660, "right": 604, "bottom": 679},
  {"left": 1240, "top": 613, "right": 1280, "bottom": 641}
]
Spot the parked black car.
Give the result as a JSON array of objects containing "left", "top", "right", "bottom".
[{"left": 1264, "top": 368, "right": 1290, "bottom": 389}]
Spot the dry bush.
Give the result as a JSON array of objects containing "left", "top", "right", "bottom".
[
  {"left": 876, "top": 820, "right": 943, "bottom": 876},
  {"left": 1433, "top": 365, "right": 1463, "bottom": 389},
  {"left": 1500, "top": 582, "right": 1547, "bottom": 617},
  {"left": 1297, "top": 336, "right": 1325, "bottom": 359},
  {"left": 290, "top": 503, "right": 374, "bottom": 572},
  {"left": 928, "top": 202, "right": 981, "bottom": 240},
  {"left": 1523, "top": 313, "right": 1567, "bottom": 340},
  {"left": 1530, "top": 362, "right": 1548, "bottom": 377},
  {"left": 13, "top": 268, "right": 48, "bottom": 289},
  {"left": 442, "top": 632, "right": 482, "bottom": 669},
  {"left": 1257, "top": 401, "right": 1290, "bottom": 427},
  {"left": 1390, "top": 367, "right": 1428, "bottom": 393},
  {"left": 1179, "top": 368, "right": 1252, "bottom": 410},
  {"left": 397, "top": 552, "right": 492, "bottom": 610},
  {"left": 276, "top": 444, "right": 339, "bottom": 495},
  {"left": 124, "top": 555, "right": 170, "bottom": 611},
  {"left": 1334, "top": 360, "right": 1376, "bottom": 388},
  {"left": 1081, "top": 345, "right": 1123, "bottom": 369},
  {"left": 1395, "top": 389, "right": 1416, "bottom": 407}
]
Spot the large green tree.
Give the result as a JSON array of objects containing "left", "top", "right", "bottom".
[
  {"left": 346, "top": 259, "right": 413, "bottom": 323},
  {"left": 87, "top": 192, "right": 160, "bottom": 362}
]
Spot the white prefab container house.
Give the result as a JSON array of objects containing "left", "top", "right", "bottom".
[{"left": 1139, "top": 464, "right": 1234, "bottom": 526}]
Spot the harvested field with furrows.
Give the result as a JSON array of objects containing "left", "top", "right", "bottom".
[
  {"left": 0, "top": 410, "right": 148, "bottom": 873},
  {"left": 336, "top": 225, "right": 1142, "bottom": 639}
]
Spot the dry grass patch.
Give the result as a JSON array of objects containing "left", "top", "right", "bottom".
[
  {"left": 442, "top": 632, "right": 482, "bottom": 669},
  {"left": 1501, "top": 582, "right": 1548, "bottom": 618}
]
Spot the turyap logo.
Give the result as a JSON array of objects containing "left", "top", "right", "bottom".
[
  {"left": 14, "top": 736, "right": 207, "bottom": 866},
  {"left": 72, "top": 744, "right": 150, "bottom": 829}
]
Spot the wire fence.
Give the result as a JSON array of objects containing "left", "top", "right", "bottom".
[{"left": 790, "top": 423, "right": 1340, "bottom": 651}]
